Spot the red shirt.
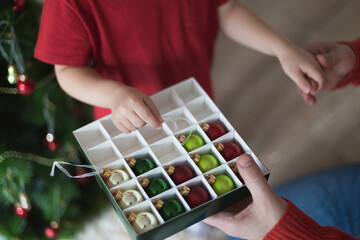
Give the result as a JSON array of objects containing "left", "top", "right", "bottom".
[{"left": 34, "top": 0, "right": 227, "bottom": 119}]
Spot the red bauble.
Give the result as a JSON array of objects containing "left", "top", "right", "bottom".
[
  {"left": 206, "top": 123, "right": 226, "bottom": 141},
  {"left": 14, "top": 204, "right": 30, "bottom": 218},
  {"left": 171, "top": 166, "right": 194, "bottom": 185},
  {"left": 13, "top": 0, "right": 26, "bottom": 12},
  {"left": 221, "top": 143, "right": 243, "bottom": 162},
  {"left": 16, "top": 76, "right": 35, "bottom": 96},
  {"left": 185, "top": 186, "right": 210, "bottom": 209},
  {"left": 45, "top": 222, "right": 60, "bottom": 239}
]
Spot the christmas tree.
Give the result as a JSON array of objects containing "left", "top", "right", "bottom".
[{"left": 0, "top": 0, "right": 106, "bottom": 239}]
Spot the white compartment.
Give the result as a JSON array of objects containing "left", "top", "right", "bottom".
[
  {"left": 173, "top": 78, "right": 204, "bottom": 104},
  {"left": 186, "top": 96, "right": 219, "bottom": 122},
  {"left": 73, "top": 121, "right": 110, "bottom": 150},
  {"left": 85, "top": 140, "right": 122, "bottom": 166},
  {"left": 100, "top": 116, "right": 122, "bottom": 138},
  {"left": 124, "top": 147, "right": 160, "bottom": 176},
  {"left": 112, "top": 131, "right": 147, "bottom": 157},
  {"left": 138, "top": 123, "right": 172, "bottom": 145},
  {"left": 150, "top": 88, "right": 183, "bottom": 115},
  {"left": 163, "top": 107, "right": 197, "bottom": 133},
  {"left": 150, "top": 136, "right": 187, "bottom": 165}
]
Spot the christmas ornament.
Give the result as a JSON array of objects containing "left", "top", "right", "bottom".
[
  {"left": 140, "top": 177, "right": 169, "bottom": 197},
  {"left": 127, "top": 157, "right": 155, "bottom": 176},
  {"left": 113, "top": 189, "right": 144, "bottom": 209},
  {"left": 229, "top": 162, "right": 244, "bottom": 184},
  {"left": 215, "top": 142, "right": 243, "bottom": 161},
  {"left": 101, "top": 168, "right": 130, "bottom": 188},
  {"left": 13, "top": 0, "right": 26, "bottom": 12},
  {"left": 191, "top": 153, "right": 219, "bottom": 173},
  {"left": 201, "top": 123, "right": 227, "bottom": 141},
  {"left": 127, "top": 211, "right": 159, "bottom": 234},
  {"left": 14, "top": 192, "right": 31, "bottom": 218},
  {"left": 206, "top": 174, "right": 235, "bottom": 196},
  {"left": 16, "top": 75, "right": 35, "bottom": 95},
  {"left": 165, "top": 165, "right": 194, "bottom": 185},
  {"left": 179, "top": 185, "right": 210, "bottom": 209},
  {"left": 45, "top": 221, "right": 60, "bottom": 239},
  {"left": 178, "top": 133, "right": 205, "bottom": 152},
  {"left": 154, "top": 199, "right": 184, "bottom": 221},
  {"left": 7, "top": 65, "right": 18, "bottom": 84},
  {"left": 44, "top": 133, "right": 59, "bottom": 152}
]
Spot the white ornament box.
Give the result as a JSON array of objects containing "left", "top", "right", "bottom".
[{"left": 73, "top": 78, "right": 269, "bottom": 240}]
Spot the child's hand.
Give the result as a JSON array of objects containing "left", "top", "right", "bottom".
[
  {"left": 110, "top": 85, "right": 163, "bottom": 133},
  {"left": 277, "top": 45, "right": 325, "bottom": 105}
]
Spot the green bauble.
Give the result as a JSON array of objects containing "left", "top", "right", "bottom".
[
  {"left": 212, "top": 174, "right": 235, "bottom": 196},
  {"left": 160, "top": 199, "right": 184, "bottom": 220},
  {"left": 184, "top": 134, "right": 205, "bottom": 152},
  {"left": 133, "top": 158, "right": 155, "bottom": 176},
  {"left": 146, "top": 178, "right": 169, "bottom": 197},
  {"left": 197, "top": 154, "right": 219, "bottom": 173}
]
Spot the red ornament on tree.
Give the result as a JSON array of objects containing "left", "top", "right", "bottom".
[
  {"left": 16, "top": 75, "right": 35, "bottom": 96},
  {"left": 45, "top": 221, "right": 60, "bottom": 239},
  {"left": 13, "top": 0, "right": 26, "bottom": 12},
  {"left": 75, "top": 168, "right": 90, "bottom": 185},
  {"left": 14, "top": 203, "right": 30, "bottom": 218}
]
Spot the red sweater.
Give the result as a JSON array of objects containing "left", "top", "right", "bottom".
[
  {"left": 35, "top": 0, "right": 227, "bottom": 119},
  {"left": 264, "top": 199, "right": 356, "bottom": 239}
]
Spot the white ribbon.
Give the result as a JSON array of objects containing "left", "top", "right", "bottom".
[
  {"left": 50, "top": 161, "right": 103, "bottom": 178},
  {"left": 163, "top": 117, "right": 193, "bottom": 145}
]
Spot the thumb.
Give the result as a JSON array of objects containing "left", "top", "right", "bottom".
[
  {"left": 237, "top": 154, "right": 274, "bottom": 203},
  {"left": 316, "top": 52, "right": 337, "bottom": 69}
]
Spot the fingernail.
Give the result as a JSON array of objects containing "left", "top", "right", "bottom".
[
  {"left": 303, "top": 86, "right": 311, "bottom": 93},
  {"left": 238, "top": 155, "right": 252, "bottom": 169},
  {"left": 155, "top": 125, "right": 162, "bottom": 130}
]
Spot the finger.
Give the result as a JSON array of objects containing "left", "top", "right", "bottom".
[
  {"left": 316, "top": 53, "right": 336, "bottom": 69},
  {"left": 288, "top": 68, "right": 312, "bottom": 93},
  {"left": 309, "top": 78, "right": 319, "bottom": 94},
  {"left": 296, "top": 87, "right": 316, "bottom": 105},
  {"left": 134, "top": 99, "right": 162, "bottom": 130},
  {"left": 112, "top": 119, "right": 131, "bottom": 134},
  {"left": 236, "top": 154, "right": 275, "bottom": 204},
  {"left": 128, "top": 111, "right": 146, "bottom": 129},
  {"left": 121, "top": 118, "right": 138, "bottom": 132},
  {"left": 304, "top": 42, "right": 336, "bottom": 55},
  {"left": 144, "top": 97, "right": 164, "bottom": 124}
]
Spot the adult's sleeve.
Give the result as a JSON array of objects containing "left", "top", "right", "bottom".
[
  {"left": 218, "top": 0, "right": 229, "bottom": 6},
  {"left": 264, "top": 199, "right": 356, "bottom": 240},
  {"left": 335, "top": 38, "right": 360, "bottom": 89},
  {"left": 34, "top": 0, "right": 92, "bottom": 66}
]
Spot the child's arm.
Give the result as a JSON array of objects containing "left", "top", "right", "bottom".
[
  {"left": 218, "top": 0, "right": 325, "bottom": 101},
  {"left": 55, "top": 65, "right": 163, "bottom": 133}
]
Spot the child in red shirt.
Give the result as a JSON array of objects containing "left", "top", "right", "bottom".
[{"left": 35, "top": 0, "right": 325, "bottom": 133}]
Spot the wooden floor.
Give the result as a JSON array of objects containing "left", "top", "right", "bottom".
[
  {"left": 212, "top": 0, "right": 360, "bottom": 186},
  {"left": 75, "top": 1, "right": 360, "bottom": 239}
]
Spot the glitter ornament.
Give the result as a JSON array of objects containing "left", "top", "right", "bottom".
[
  {"left": 142, "top": 178, "right": 169, "bottom": 197},
  {"left": 104, "top": 169, "right": 130, "bottom": 188},
  {"left": 155, "top": 199, "right": 184, "bottom": 221},
  {"left": 179, "top": 185, "right": 210, "bottom": 209},
  {"left": 193, "top": 153, "right": 219, "bottom": 173},
  {"left": 128, "top": 157, "right": 155, "bottom": 176},
  {"left": 178, "top": 133, "right": 205, "bottom": 152}
]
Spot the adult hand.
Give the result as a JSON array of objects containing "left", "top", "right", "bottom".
[
  {"left": 300, "top": 42, "right": 357, "bottom": 104},
  {"left": 111, "top": 85, "right": 163, "bottom": 133},
  {"left": 203, "top": 154, "right": 287, "bottom": 240}
]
